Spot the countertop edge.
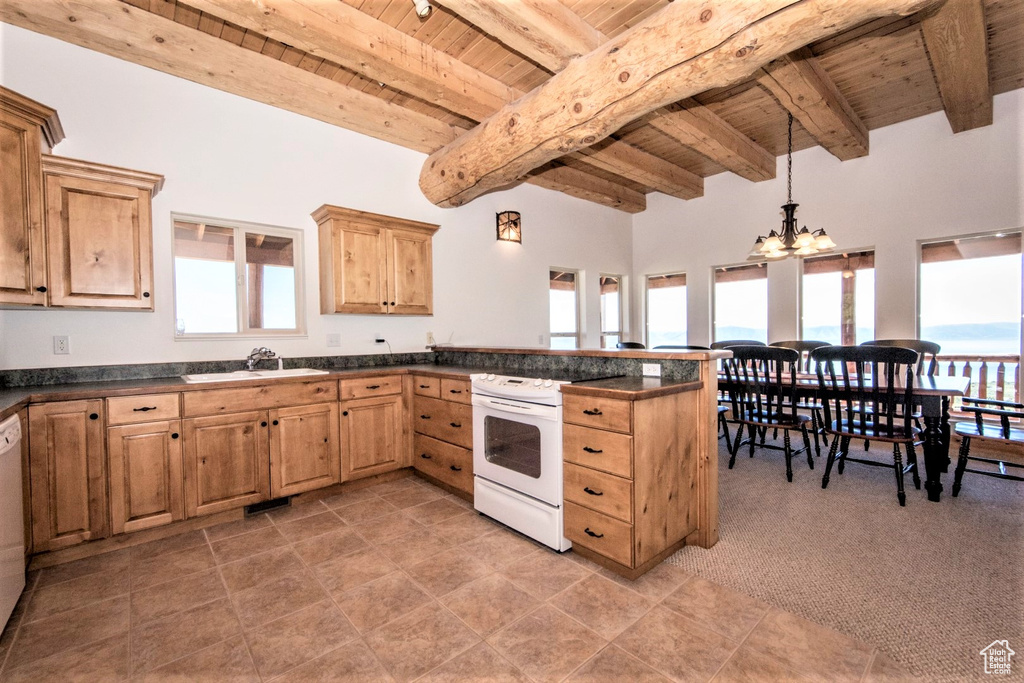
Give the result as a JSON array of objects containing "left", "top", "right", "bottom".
[
  {"left": 433, "top": 346, "right": 731, "bottom": 361},
  {"left": 559, "top": 379, "right": 703, "bottom": 400}
]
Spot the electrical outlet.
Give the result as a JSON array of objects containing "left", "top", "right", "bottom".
[
  {"left": 642, "top": 363, "right": 661, "bottom": 377},
  {"left": 326, "top": 333, "right": 341, "bottom": 347},
  {"left": 426, "top": 331, "right": 436, "bottom": 346},
  {"left": 53, "top": 335, "right": 70, "bottom": 355}
]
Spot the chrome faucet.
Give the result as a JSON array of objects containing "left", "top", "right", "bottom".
[{"left": 245, "top": 347, "right": 276, "bottom": 371}]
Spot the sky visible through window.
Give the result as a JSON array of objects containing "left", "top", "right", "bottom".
[
  {"left": 802, "top": 269, "right": 875, "bottom": 344},
  {"left": 175, "top": 258, "right": 237, "bottom": 334},
  {"left": 647, "top": 286, "right": 686, "bottom": 348},
  {"left": 715, "top": 279, "right": 767, "bottom": 343}
]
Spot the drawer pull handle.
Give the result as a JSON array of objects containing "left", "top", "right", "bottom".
[
  {"left": 450, "top": 465, "right": 462, "bottom": 472},
  {"left": 366, "top": 385, "right": 381, "bottom": 390},
  {"left": 420, "top": 414, "right": 431, "bottom": 420},
  {"left": 583, "top": 409, "right": 603, "bottom": 416},
  {"left": 584, "top": 527, "right": 604, "bottom": 538},
  {"left": 449, "top": 389, "right": 463, "bottom": 394},
  {"left": 419, "top": 384, "right": 431, "bottom": 389},
  {"left": 420, "top": 453, "right": 432, "bottom": 459},
  {"left": 449, "top": 422, "right": 461, "bottom": 428},
  {"left": 582, "top": 446, "right": 603, "bottom": 454},
  {"left": 133, "top": 406, "right": 158, "bottom": 412},
  {"left": 583, "top": 487, "right": 603, "bottom": 496}
]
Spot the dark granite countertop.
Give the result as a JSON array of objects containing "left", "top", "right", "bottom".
[{"left": 560, "top": 376, "right": 703, "bottom": 400}]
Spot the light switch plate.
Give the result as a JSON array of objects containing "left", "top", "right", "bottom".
[
  {"left": 642, "top": 363, "right": 661, "bottom": 377},
  {"left": 326, "top": 333, "right": 341, "bottom": 347}
]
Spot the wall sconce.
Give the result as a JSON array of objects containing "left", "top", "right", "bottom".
[{"left": 496, "top": 211, "right": 522, "bottom": 243}]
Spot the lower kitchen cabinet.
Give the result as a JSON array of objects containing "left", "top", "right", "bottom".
[
  {"left": 28, "top": 400, "right": 108, "bottom": 552},
  {"left": 107, "top": 420, "right": 184, "bottom": 534},
  {"left": 270, "top": 402, "right": 340, "bottom": 497},
  {"left": 340, "top": 395, "right": 402, "bottom": 481},
  {"left": 182, "top": 411, "right": 271, "bottom": 518}
]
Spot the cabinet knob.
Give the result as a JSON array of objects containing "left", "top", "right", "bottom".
[
  {"left": 143, "top": 292, "right": 150, "bottom": 298},
  {"left": 171, "top": 433, "right": 179, "bottom": 439},
  {"left": 420, "top": 453, "right": 431, "bottom": 459},
  {"left": 382, "top": 301, "right": 387, "bottom": 306},
  {"left": 89, "top": 413, "right": 99, "bottom": 420},
  {"left": 450, "top": 465, "right": 462, "bottom": 472},
  {"left": 36, "top": 286, "right": 47, "bottom": 293},
  {"left": 272, "top": 420, "right": 279, "bottom": 426},
  {"left": 342, "top": 411, "right": 349, "bottom": 416},
  {"left": 390, "top": 301, "right": 395, "bottom": 306},
  {"left": 584, "top": 527, "right": 604, "bottom": 538},
  {"left": 260, "top": 421, "right": 268, "bottom": 427}
]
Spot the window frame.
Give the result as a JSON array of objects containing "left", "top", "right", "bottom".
[
  {"left": 599, "top": 273, "right": 624, "bottom": 349},
  {"left": 171, "top": 212, "right": 307, "bottom": 341},
  {"left": 549, "top": 268, "right": 581, "bottom": 349},
  {"left": 644, "top": 271, "right": 687, "bottom": 349},
  {"left": 712, "top": 261, "right": 768, "bottom": 344}
]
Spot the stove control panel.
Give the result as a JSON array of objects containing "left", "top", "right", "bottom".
[{"left": 470, "top": 373, "right": 569, "bottom": 402}]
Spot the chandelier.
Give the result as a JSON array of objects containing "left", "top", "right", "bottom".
[{"left": 749, "top": 114, "right": 836, "bottom": 260}]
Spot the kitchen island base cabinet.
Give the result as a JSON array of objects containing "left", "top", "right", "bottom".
[
  {"left": 340, "top": 396, "right": 402, "bottom": 481},
  {"left": 270, "top": 403, "right": 340, "bottom": 497},
  {"left": 182, "top": 411, "right": 271, "bottom": 518},
  {"left": 28, "top": 400, "right": 108, "bottom": 552},
  {"left": 108, "top": 420, "right": 184, "bottom": 535}
]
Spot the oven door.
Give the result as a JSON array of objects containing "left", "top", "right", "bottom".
[{"left": 472, "top": 394, "right": 563, "bottom": 506}]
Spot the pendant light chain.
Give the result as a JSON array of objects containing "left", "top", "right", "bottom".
[{"left": 786, "top": 113, "right": 793, "bottom": 204}]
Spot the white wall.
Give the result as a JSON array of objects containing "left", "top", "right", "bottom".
[
  {"left": 0, "top": 24, "right": 633, "bottom": 370},
  {"left": 632, "top": 89, "right": 1024, "bottom": 347}
]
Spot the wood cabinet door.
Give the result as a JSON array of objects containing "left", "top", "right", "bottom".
[
  {"left": 43, "top": 172, "right": 153, "bottom": 309},
  {"left": 0, "top": 107, "right": 47, "bottom": 306},
  {"left": 108, "top": 420, "right": 184, "bottom": 534},
  {"left": 340, "top": 395, "right": 402, "bottom": 481},
  {"left": 330, "top": 222, "right": 387, "bottom": 314},
  {"left": 270, "top": 403, "right": 340, "bottom": 497},
  {"left": 28, "top": 400, "right": 108, "bottom": 552},
  {"left": 182, "top": 411, "right": 270, "bottom": 517},
  {"left": 386, "top": 228, "right": 433, "bottom": 315}
]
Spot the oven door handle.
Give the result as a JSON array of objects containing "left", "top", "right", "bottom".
[{"left": 471, "top": 394, "right": 561, "bottom": 421}]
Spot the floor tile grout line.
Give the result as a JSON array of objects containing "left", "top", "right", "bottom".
[
  {"left": 206, "top": 527, "right": 264, "bottom": 683},
  {"left": 705, "top": 610, "right": 772, "bottom": 682},
  {"left": 0, "top": 577, "right": 38, "bottom": 677},
  {"left": 859, "top": 649, "right": 879, "bottom": 682}
]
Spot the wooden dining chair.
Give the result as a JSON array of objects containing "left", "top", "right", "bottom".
[
  {"left": 616, "top": 341, "right": 646, "bottom": 349},
  {"left": 952, "top": 398, "right": 1024, "bottom": 496},
  {"left": 810, "top": 345, "right": 921, "bottom": 506},
  {"left": 770, "top": 340, "right": 830, "bottom": 456},
  {"left": 721, "top": 345, "right": 813, "bottom": 482},
  {"left": 861, "top": 339, "right": 941, "bottom": 377},
  {"left": 653, "top": 345, "right": 711, "bottom": 350},
  {"left": 711, "top": 340, "right": 766, "bottom": 350}
]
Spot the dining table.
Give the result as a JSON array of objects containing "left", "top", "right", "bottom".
[{"left": 718, "top": 371, "right": 971, "bottom": 502}]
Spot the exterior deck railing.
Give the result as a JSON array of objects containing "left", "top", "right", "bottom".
[{"left": 936, "top": 354, "right": 1021, "bottom": 409}]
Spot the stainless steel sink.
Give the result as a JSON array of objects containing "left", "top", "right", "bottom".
[{"left": 181, "top": 368, "right": 329, "bottom": 383}]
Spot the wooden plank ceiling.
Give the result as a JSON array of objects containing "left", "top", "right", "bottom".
[{"left": 5, "top": 0, "right": 1022, "bottom": 213}]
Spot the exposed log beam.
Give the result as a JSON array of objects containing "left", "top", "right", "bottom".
[
  {"left": 920, "top": 0, "right": 992, "bottom": 133},
  {"left": 528, "top": 164, "right": 646, "bottom": 214},
  {"left": 187, "top": 0, "right": 697, "bottom": 200},
  {"left": 571, "top": 139, "right": 702, "bottom": 199},
  {"left": 0, "top": 0, "right": 458, "bottom": 153},
  {"left": 420, "top": 0, "right": 936, "bottom": 208},
  {"left": 1, "top": 0, "right": 639, "bottom": 211},
  {"left": 436, "top": 0, "right": 774, "bottom": 183},
  {"left": 757, "top": 47, "right": 869, "bottom": 160}
]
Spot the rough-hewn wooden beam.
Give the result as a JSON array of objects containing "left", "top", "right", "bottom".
[
  {"left": 437, "top": 0, "right": 774, "bottom": 183},
  {"left": 920, "top": 0, "right": 992, "bottom": 133},
  {"left": 420, "top": 0, "right": 936, "bottom": 208},
  {"left": 528, "top": 164, "right": 646, "bottom": 214},
  {"left": 757, "top": 47, "right": 869, "bottom": 160},
  {"left": 0, "top": 0, "right": 457, "bottom": 153},
  {"left": 571, "top": 139, "right": 702, "bottom": 200},
  {"left": 187, "top": 0, "right": 516, "bottom": 122}
]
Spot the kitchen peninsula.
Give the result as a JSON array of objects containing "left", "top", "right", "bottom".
[{"left": 0, "top": 346, "right": 725, "bottom": 580}]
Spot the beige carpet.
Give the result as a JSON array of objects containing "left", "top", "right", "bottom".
[{"left": 668, "top": 437, "right": 1024, "bottom": 681}]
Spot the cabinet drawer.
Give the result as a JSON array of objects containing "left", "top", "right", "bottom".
[
  {"left": 413, "top": 433, "right": 472, "bottom": 494},
  {"left": 563, "top": 424, "right": 632, "bottom": 478},
  {"left": 184, "top": 381, "right": 337, "bottom": 417},
  {"left": 564, "top": 463, "right": 632, "bottom": 523},
  {"left": 107, "top": 393, "right": 180, "bottom": 425},
  {"left": 562, "top": 394, "right": 632, "bottom": 434},
  {"left": 339, "top": 375, "right": 403, "bottom": 400},
  {"left": 413, "top": 375, "right": 441, "bottom": 398},
  {"left": 564, "top": 501, "right": 632, "bottom": 567},
  {"left": 439, "top": 378, "right": 471, "bottom": 404},
  {"left": 414, "top": 396, "right": 472, "bottom": 449}
]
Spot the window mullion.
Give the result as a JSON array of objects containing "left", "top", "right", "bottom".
[{"left": 236, "top": 226, "right": 249, "bottom": 335}]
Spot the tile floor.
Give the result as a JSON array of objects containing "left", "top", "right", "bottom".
[{"left": 0, "top": 476, "right": 907, "bottom": 682}]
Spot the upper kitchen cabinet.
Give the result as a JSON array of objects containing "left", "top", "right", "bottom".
[
  {"left": 42, "top": 155, "right": 164, "bottom": 309},
  {"left": 313, "top": 204, "right": 438, "bottom": 316},
  {"left": 0, "top": 86, "right": 63, "bottom": 307}
]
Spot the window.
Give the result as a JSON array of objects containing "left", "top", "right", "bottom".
[
  {"left": 549, "top": 269, "right": 579, "bottom": 349},
  {"left": 172, "top": 215, "right": 305, "bottom": 338},
  {"left": 920, "top": 232, "right": 1021, "bottom": 355},
  {"left": 802, "top": 250, "right": 875, "bottom": 345},
  {"left": 646, "top": 273, "right": 687, "bottom": 348},
  {"left": 600, "top": 275, "right": 623, "bottom": 349},
  {"left": 714, "top": 263, "right": 767, "bottom": 343}
]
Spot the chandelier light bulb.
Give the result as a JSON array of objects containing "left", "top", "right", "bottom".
[{"left": 814, "top": 231, "right": 837, "bottom": 250}]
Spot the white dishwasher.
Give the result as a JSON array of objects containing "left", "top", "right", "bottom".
[{"left": 0, "top": 415, "right": 25, "bottom": 629}]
